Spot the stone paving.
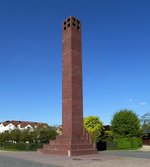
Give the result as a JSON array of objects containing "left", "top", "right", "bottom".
[{"left": 0, "top": 150, "right": 150, "bottom": 167}]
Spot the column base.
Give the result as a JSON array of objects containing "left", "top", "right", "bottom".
[{"left": 37, "top": 130, "right": 97, "bottom": 156}]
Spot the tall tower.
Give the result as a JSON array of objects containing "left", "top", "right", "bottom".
[
  {"left": 62, "top": 16, "right": 83, "bottom": 137},
  {"left": 38, "top": 16, "right": 97, "bottom": 156}
]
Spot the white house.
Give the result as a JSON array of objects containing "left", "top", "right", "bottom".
[{"left": 0, "top": 120, "right": 49, "bottom": 133}]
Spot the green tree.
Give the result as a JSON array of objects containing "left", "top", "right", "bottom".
[
  {"left": 140, "top": 112, "right": 150, "bottom": 131},
  {"left": 0, "top": 131, "right": 10, "bottom": 142},
  {"left": 111, "top": 109, "right": 141, "bottom": 138},
  {"left": 19, "top": 129, "right": 32, "bottom": 143},
  {"left": 38, "top": 126, "right": 57, "bottom": 143},
  {"left": 9, "top": 129, "right": 22, "bottom": 143},
  {"left": 0, "top": 126, "right": 58, "bottom": 144},
  {"left": 83, "top": 116, "right": 104, "bottom": 142}
]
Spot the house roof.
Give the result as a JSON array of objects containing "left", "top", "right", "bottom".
[
  {"left": 1, "top": 120, "right": 49, "bottom": 128},
  {"left": 144, "top": 129, "right": 150, "bottom": 134}
]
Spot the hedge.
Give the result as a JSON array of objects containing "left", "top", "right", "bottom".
[
  {"left": 0, "top": 142, "right": 43, "bottom": 151},
  {"left": 107, "top": 138, "right": 142, "bottom": 150}
]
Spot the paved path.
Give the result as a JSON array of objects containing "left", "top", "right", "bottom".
[
  {"left": 0, "top": 155, "right": 57, "bottom": 167},
  {"left": 0, "top": 150, "right": 150, "bottom": 167},
  {"left": 101, "top": 150, "right": 150, "bottom": 159}
]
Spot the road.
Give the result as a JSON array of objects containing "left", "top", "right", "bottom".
[
  {"left": 100, "top": 150, "right": 150, "bottom": 159},
  {"left": 0, "top": 150, "right": 150, "bottom": 167},
  {"left": 0, "top": 155, "right": 58, "bottom": 167}
]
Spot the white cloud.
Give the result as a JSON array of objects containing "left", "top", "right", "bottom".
[
  {"left": 128, "top": 99, "right": 133, "bottom": 103},
  {"left": 139, "top": 102, "right": 147, "bottom": 106},
  {"left": 127, "top": 99, "right": 147, "bottom": 107}
]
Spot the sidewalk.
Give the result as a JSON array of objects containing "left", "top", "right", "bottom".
[{"left": 138, "top": 145, "right": 150, "bottom": 151}]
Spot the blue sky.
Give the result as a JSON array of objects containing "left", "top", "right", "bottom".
[{"left": 0, "top": 0, "right": 150, "bottom": 125}]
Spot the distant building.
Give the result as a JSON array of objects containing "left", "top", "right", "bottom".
[
  {"left": 103, "top": 125, "right": 111, "bottom": 131},
  {"left": 142, "top": 129, "right": 150, "bottom": 145},
  {"left": 56, "top": 125, "right": 62, "bottom": 135},
  {"left": 0, "top": 120, "right": 49, "bottom": 133}
]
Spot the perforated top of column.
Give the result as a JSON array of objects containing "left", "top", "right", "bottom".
[{"left": 63, "top": 16, "right": 81, "bottom": 31}]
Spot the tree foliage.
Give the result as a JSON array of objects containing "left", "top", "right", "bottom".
[
  {"left": 101, "top": 130, "right": 113, "bottom": 142},
  {"left": 83, "top": 116, "right": 104, "bottom": 142},
  {"left": 140, "top": 112, "right": 150, "bottom": 131},
  {"left": 0, "top": 126, "right": 58, "bottom": 144},
  {"left": 37, "top": 126, "right": 57, "bottom": 143},
  {"left": 111, "top": 109, "right": 141, "bottom": 138}
]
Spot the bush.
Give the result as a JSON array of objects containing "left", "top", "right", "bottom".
[
  {"left": 107, "top": 141, "right": 118, "bottom": 150},
  {"left": 106, "top": 138, "right": 142, "bottom": 150},
  {"left": 117, "top": 138, "right": 132, "bottom": 149},
  {"left": 0, "top": 142, "right": 43, "bottom": 151},
  {"left": 130, "top": 138, "right": 142, "bottom": 148}
]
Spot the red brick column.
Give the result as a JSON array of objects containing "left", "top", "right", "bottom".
[
  {"left": 38, "top": 16, "right": 97, "bottom": 156},
  {"left": 62, "top": 17, "right": 83, "bottom": 137}
]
